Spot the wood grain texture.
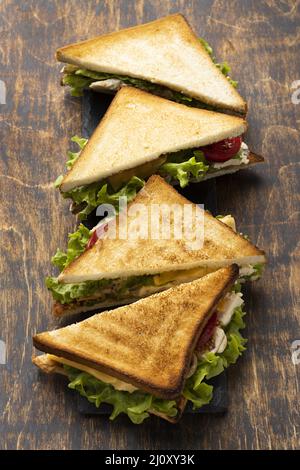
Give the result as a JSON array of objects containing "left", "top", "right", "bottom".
[{"left": 0, "top": 0, "right": 299, "bottom": 450}]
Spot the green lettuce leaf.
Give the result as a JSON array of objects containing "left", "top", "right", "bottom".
[
  {"left": 45, "top": 276, "right": 110, "bottom": 304},
  {"left": 240, "top": 263, "right": 265, "bottom": 282},
  {"left": 151, "top": 398, "right": 178, "bottom": 417},
  {"left": 60, "top": 306, "right": 246, "bottom": 423},
  {"left": 222, "top": 306, "right": 247, "bottom": 365},
  {"left": 182, "top": 382, "right": 213, "bottom": 409},
  {"left": 54, "top": 174, "right": 63, "bottom": 188},
  {"left": 63, "top": 69, "right": 166, "bottom": 98},
  {"left": 47, "top": 205, "right": 155, "bottom": 304},
  {"left": 199, "top": 38, "right": 213, "bottom": 56},
  {"left": 64, "top": 69, "right": 211, "bottom": 108},
  {"left": 66, "top": 135, "right": 88, "bottom": 169},
  {"left": 124, "top": 275, "right": 154, "bottom": 289},
  {"left": 46, "top": 273, "right": 154, "bottom": 305},
  {"left": 61, "top": 68, "right": 214, "bottom": 109},
  {"left": 75, "top": 68, "right": 161, "bottom": 92},
  {"left": 159, "top": 150, "right": 209, "bottom": 187},
  {"left": 199, "top": 38, "right": 238, "bottom": 88},
  {"left": 62, "top": 73, "right": 95, "bottom": 97},
  {"left": 252, "top": 263, "right": 265, "bottom": 279},
  {"left": 54, "top": 136, "right": 88, "bottom": 188},
  {"left": 233, "top": 281, "right": 242, "bottom": 293},
  {"left": 63, "top": 176, "right": 145, "bottom": 220},
  {"left": 65, "top": 365, "right": 178, "bottom": 424},
  {"left": 51, "top": 224, "right": 91, "bottom": 272},
  {"left": 183, "top": 306, "right": 246, "bottom": 409}
]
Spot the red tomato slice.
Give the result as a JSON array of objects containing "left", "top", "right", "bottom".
[
  {"left": 201, "top": 136, "right": 242, "bottom": 162},
  {"left": 195, "top": 312, "right": 218, "bottom": 352},
  {"left": 86, "top": 230, "right": 98, "bottom": 249},
  {"left": 86, "top": 223, "right": 109, "bottom": 249}
]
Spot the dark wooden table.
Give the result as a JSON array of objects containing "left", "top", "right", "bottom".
[{"left": 1, "top": 0, "right": 299, "bottom": 450}]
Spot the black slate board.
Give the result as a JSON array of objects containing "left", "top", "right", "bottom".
[{"left": 78, "top": 90, "right": 226, "bottom": 416}]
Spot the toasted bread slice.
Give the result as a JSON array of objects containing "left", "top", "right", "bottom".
[
  {"left": 60, "top": 87, "right": 247, "bottom": 192},
  {"left": 59, "top": 176, "right": 265, "bottom": 284},
  {"left": 33, "top": 354, "right": 66, "bottom": 375},
  {"left": 56, "top": 14, "right": 246, "bottom": 114},
  {"left": 34, "top": 265, "right": 238, "bottom": 400}
]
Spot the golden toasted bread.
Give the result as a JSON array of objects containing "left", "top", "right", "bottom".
[
  {"left": 56, "top": 14, "right": 246, "bottom": 114},
  {"left": 32, "top": 354, "right": 66, "bottom": 375},
  {"left": 59, "top": 176, "right": 265, "bottom": 284},
  {"left": 34, "top": 266, "right": 239, "bottom": 400},
  {"left": 60, "top": 87, "right": 247, "bottom": 192}
]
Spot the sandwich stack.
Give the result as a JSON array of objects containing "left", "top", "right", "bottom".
[{"left": 33, "top": 13, "right": 266, "bottom": 424}]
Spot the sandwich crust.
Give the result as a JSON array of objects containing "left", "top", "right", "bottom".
[
  {"left": 32, "top": 354, "right": 66, "bottom": 375},
  {"left": 34, "top": 266, "right": 239, "bottom": 400},
  {"left": 57, "top": 14, "right": 246, "bottom": 114}
]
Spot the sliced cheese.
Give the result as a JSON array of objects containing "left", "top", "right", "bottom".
[
  {"left": 47, "top": 354, "right": 138, "bottom": 393},
  {"left": 153, "top": 265, "right": 216, "bottom": 286},
  {"left": 153, "top": 215, "right": 237, "bottom": 286},
  {"left": 108, "top": 155, "right": 167, "bottom": 191},
  {"left": 219, "top": 215, "right": 236, "bottom": 232},
  {"left": 137, "top": 284, "right": 171, "bottom": 297}
]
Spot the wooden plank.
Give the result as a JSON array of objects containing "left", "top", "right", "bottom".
[{"left": 0, "top": 0, "right": 299, "bottom": 450}]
